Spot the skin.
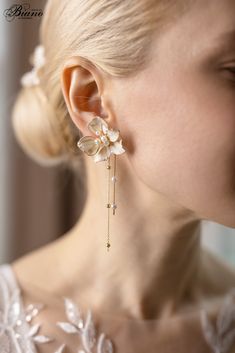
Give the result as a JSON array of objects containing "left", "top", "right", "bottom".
[{"left": 12, "top": 0, "right": 235, "bottom": 325}]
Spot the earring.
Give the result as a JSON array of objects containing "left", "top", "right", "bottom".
[{"left": 77, "top": 115, "right": 126, "bottom": 251}]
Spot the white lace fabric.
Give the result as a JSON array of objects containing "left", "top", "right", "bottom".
[
  {"left": 0, "top": 262, "right": 235, "bottom": 353},
  {"left": 0, "top": 264, "right": 113, "bottom": 353},
  {"left": 0, "top": 264, "right": 39, "bottom": 353}
]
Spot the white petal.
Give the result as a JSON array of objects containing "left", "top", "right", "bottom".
[
  {"left": 81, "top": 309, "right": 96, "bottom": 352},
  {"left": 33, "top": 335, "right": 53, "bottom": 343},
  {"left": 8, "top": 289, "right": 21, "bottom": 325},
  {"left": 97, "top": 333, "right": 114, "bottom": 353},
  {"left": 88, "top": 116, "right": 108, "bottom": 135},
  {"left": 63, "top": 297, "right": 83, "bottom": 327},
  {"left": 110, "top": 140, "right": 125, "bottom": 155},
  {"left": 56, "top": 321, "right": 78, "bottom": 333},
  {"left": 93, "top": 146, "right": 110, "bottom": 163},
  {"left": 77, "top": 136, "right": 100, "bottom": 156},
  {"left": 107, "top": 129, "right": 119, "bottom": 142},
  {"left": 28, "top": 323, "right": 41, "bottom": 337}
]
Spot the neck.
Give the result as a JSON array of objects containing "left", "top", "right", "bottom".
[{"left": 59, "top": 155, "right": 202, "bottom": 320}]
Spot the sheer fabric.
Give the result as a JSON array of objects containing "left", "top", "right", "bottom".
[{"left": 0, "top": 263, "right": 235, "bottom": 353}]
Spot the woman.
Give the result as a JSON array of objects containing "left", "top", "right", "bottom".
[{"left": 1, "top": 0, "right": 235, "bottom": 352}]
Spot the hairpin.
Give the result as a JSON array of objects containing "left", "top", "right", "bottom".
[{"left": 20, "top": 44, "right": 45, "bottom": 87}]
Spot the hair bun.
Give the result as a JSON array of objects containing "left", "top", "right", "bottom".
[{"left": 12, "top": 84, "right": 76, "bottom": 167}]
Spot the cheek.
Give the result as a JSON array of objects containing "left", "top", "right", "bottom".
[{"left": 121, "top": 75, "right": 235, "bottom": 227}]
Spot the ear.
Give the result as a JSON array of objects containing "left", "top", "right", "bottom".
[{"left": 60, "top": 56, "right": 111, "bottom": 136}]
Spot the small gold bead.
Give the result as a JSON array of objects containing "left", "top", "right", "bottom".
[
  {"left": 106, "top": 165, "right": 111, "bottom": 169},
  {"left": 107, "top": 242, "right": 111, "bottom": 249}
]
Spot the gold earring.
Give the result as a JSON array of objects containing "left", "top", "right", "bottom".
[{"left": 77, "top": 115, "right": 125, "bottom": 251}]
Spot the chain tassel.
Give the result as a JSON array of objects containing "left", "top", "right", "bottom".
[{"left": 106, "top": 154, "right": 117, "bottom": 251}]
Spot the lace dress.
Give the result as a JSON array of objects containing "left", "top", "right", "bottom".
[{"left": 0, "top": 262, "right": 235, "bottom": 353}]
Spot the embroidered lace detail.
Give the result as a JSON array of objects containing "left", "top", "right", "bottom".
[
  {"left": 0, "top": 264, "right": 54, "bottom": 353},
  {"left": 1, "top": 262, "right": 235, "bottom": 353},
  {"left": 200, "top": 288, "right": 235, "bottom": 353},
  {"left": 0, "top": 264, "right": 114, "bottom": 353},
  {"left": 55, "top": 297, "right": 114, "bottom": 353}
]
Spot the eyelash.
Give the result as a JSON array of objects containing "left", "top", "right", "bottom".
[
  {"left": 221, "top": 66, "right": 235, "bottom": 82},
  {"left": 224, "top": 67, "right": 235, "bottom": 75},
  {"left": 226, "top": 67, "right": 235, "bottom": 74}
]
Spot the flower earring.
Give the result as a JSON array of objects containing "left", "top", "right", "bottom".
[{"left": 77, "top": 115, "right": 126, "bottom": 251}]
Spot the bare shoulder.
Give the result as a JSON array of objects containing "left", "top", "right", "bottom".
[{"left": 10, "top": 235, "right": 67, "bottom": 297}]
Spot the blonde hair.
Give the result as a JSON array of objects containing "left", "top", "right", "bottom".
[{"left": 12, "top": 0, "right": 190, "bottom": 172}]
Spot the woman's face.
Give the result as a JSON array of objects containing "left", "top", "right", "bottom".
[{"left": 108, "top": 0, "right": 235, "bottom": 227}]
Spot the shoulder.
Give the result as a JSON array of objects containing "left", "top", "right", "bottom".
[
  {"left": 0, "top": 227, "right": 74, "bottom": 301},
  {"left": 10, "top": 236, "right": 69, "bottom": 298}
]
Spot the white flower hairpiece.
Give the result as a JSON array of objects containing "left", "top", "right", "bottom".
[{"left": 20, "top": 44, "right": 46, "bottom": 87}]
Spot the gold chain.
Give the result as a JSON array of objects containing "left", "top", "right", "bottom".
[
  {"left": 106, "top": 154, "right": 118, "bottom": 251},
  {"left": 106, "top": 156, "right": 111, "bottom": 251}
]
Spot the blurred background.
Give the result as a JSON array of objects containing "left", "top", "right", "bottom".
[{"left": 0, "top": 1, "right": 235, "bottom": 267}]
